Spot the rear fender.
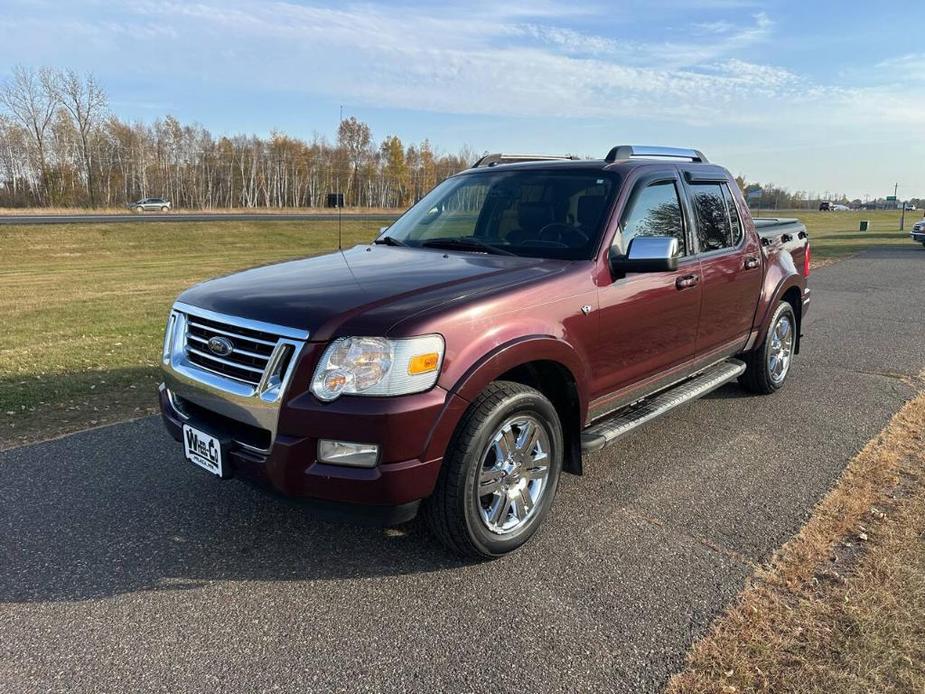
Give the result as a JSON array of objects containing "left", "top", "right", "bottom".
[{"left": 749, "top": 275, "right": 805, "bottom": 354}]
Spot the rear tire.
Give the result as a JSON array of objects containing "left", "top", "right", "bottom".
[
  {"left": 739, "top": 301, "right": 796, "bottom": 394},
  {"left": 423, "top": 381, "right": 563, "bottom": 559}
]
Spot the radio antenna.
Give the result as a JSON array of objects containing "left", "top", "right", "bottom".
[{"left": 337, "top": 194, "right": 343, "bottom": 250}]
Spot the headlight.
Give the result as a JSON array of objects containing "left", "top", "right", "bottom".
[{"left": 311, "top": 335, "right": 445, "bottom": 401}]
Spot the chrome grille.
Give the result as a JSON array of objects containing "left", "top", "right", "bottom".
[{"left": 183, "top": 314, "right": 288, "bottom": 386}]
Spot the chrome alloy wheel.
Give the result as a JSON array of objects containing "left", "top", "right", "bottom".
[
  {"left": 768, "top": 312, "right": 794, "bottom": 384},
  {"left": 476, "top": 415, "right": 551, "bottom": 535}
]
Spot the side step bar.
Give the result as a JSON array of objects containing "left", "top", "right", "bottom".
[{"left": 580, "top": 359, "right": 746, "bottom": 453}]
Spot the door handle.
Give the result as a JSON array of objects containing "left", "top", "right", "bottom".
[
  {"left": 675, "top": 274, "right": 699, "bottom": 290},
  {"left": 744, "top": 256, "right": 759, "bottom": 270}
]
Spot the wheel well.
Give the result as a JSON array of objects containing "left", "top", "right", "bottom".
[
  {"left": 497, "top": 360, "right": 583, "bottom": 475},
  {"left": 781, "top": 286, "right": 802, "bottom": 354}
]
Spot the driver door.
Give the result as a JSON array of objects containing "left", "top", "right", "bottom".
[{"left": 590, "top": 171, "right": 702, "bottom": 411}]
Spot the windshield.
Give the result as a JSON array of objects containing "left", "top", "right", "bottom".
[{"left": 381, "top": 169, "right": 619, "bottom": 260}]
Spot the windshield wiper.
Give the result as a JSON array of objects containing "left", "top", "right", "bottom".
[
  {"left": 373, "top": 235, "right": 406, "bottom": 247},
  {"left": 420, "top": 237, "right": 516, "bottom": 256}
]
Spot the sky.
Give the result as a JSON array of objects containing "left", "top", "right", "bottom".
[{"left": 1, "top": 0, "right": 923, "bottom": 199}]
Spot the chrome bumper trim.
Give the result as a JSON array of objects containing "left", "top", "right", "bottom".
[
  {"left": 162, "top": 303, "right": 308, "bottom": 446},
  {"left": 173, "top": 301, "right": 309, "bottom": 341}
]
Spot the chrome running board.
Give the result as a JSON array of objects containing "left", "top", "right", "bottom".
[{"left": 580, "top": 359, "right": 746, "bottom": 453}]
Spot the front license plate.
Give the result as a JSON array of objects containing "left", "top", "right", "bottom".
[{"left": 183, "top": 424, "right": 224, "bottom": 477}]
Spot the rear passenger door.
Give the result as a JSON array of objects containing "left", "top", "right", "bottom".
[{"left": 684, "top": 176, "right": 762, "bottom": 357}]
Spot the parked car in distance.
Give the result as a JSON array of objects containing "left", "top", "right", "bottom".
[
  {"left": 911, "top": 219, "right": 925, "bottom": 247},
  {"left": 159, "top": 145, "right": 811, "bottom": 558},
  {"left": 129, "top": 197, "right": 171, "bottom": 212}
]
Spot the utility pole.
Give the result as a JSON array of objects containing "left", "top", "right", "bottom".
[{"left": 895, "top": 183, "right": 904, "bottom": 231}]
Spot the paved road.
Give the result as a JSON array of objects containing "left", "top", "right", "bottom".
[
  {"left": 0, "top": 212, "right": 399, "bottom": 225},
  {"left": 2, "top": 246, "right": 924, "bottom": 693}
]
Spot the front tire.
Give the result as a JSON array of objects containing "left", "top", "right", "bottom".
[
  {"left": 739, "top": 301, "right": 796, "bottom": 394},
  {"left": 161, "top": 206, "right": 169, "bottom": 212},
  {"left": 423, "top": 381, "right": 563, "bottom": 559},
  {"left": 134, "top": 205, "right": 144, "bottom": 213}
]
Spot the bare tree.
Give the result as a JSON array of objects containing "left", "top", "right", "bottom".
[
  {"left": 337, "top": 116, "right": 372, "bottom": 206},
  {"left": 49, "top": 69, "right": 108, "bottom": 206},
  {"left": 0, "top": 67, "right": 475, "bottom": 209},
  {"left": 0, "top": 65, "right": 59, "bottom": 204}
]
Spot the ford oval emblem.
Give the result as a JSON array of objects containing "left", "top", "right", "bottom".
[{"left": 207, "top": 336, "right": 234, "bottom": 357}]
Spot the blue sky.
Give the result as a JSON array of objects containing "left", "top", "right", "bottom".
[{"left": 2, "top": 0, "right": 923, "bottom": 198}]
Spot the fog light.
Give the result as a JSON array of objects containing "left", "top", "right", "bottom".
[{"left": 317, "top": 440, "right": 379, "bottom": 467}]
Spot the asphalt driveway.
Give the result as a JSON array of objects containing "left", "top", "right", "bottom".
[{"left": 2, "top": 245, "right": 923, "bottom": 693}]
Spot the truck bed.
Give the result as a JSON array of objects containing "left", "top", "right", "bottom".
[{"left": 754, "top": 217, "right": 809, "bottom": 272}]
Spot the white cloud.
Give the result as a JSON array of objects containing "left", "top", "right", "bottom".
[
  {"left": 54, "top": 1, "right": 801, "bottom": 125},
  {"left": 2, "top": 0, "right": 924, "bottom": 153}
]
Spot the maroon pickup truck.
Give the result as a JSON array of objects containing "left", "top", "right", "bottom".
[{"left": 160, "top": 145, "right": 810, "bottom": 557}]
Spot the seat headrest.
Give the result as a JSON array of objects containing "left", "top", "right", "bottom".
[
  {"left": 518, "top": 202, "right": 554, "bottom": 230},
  {"left": 577, "top": 196, "right": 606, "bottom": 228}
]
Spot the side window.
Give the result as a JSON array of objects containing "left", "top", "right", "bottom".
[
  {"left": 722, "top": 184, "right": 743, "bottom": 245},
  {"left": 617, "top": 181, "right": 686, "bottom": 256},
  {"left": 691, "top": 183, "right": 732, "bottom": 252}
]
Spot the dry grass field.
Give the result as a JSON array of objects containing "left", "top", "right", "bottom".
[
  {"left": 0, "top": 218, "right": 382, "bottom": 447},
  {"left": 0, "top": 206, "right": 401, "bottom": 215},
  {"left": 0, "top": 208, "right": 919, "bottom": 448},
  {"left": 669, "top": 383, "right": 925, "bottom": 694}
]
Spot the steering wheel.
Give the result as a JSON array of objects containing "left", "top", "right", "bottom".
[
  {"left": 522, "top": 239, "right": 568, "bottom": 248},
  {"left": 538, "top": 223, "right": 589, "bottom": 248}
]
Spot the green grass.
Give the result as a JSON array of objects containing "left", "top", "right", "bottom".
[
  {"left": 0, "top": 219, "right": 386, "bottom": 447},
  {"left": 0, "top": 209, "right": 920, "bottom": 447},
  {"left": 764, "top": 208, "right": 920, "bottom": 262}
]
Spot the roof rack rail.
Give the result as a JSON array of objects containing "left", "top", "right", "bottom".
[
  {"left": 604, "top": 145, "right": 708, "bottom": 164},
  {"left": 471, "top": 153, "right": 581, "bottom": 168}
]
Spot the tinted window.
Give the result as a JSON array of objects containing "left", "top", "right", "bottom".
[
  {"left": 410, "top": 183, "right": 489, "bottom": 241},
  {"left": 618, "top": 181, "right": 686, "bottom": 256},
  {"left": 385, "top": 170, "right": 619, "bottom": 260},
  {"left": 691, "top": 183, "right": 732, "bottom": 252},
  {"left": 722, "top": 185, "right": 742, "bottom": 245}
]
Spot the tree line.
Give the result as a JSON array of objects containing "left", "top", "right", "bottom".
[
  {"left": 4, "top": 65, "right": 902, "bottom": 212},
  {"left": 0, "top": 66, "right": 472, "bottom": 209},
  {"left": 734, "top": 175, "right": 919, "bottom": 211}
]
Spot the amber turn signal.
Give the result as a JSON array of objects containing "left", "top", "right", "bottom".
[{"left": 408, "top": 352, "right": 439, "bottom": 375}]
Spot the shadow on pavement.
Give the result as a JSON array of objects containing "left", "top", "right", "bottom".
[{"left": 0, "top": 417, "right": 465, "bottom": 603}]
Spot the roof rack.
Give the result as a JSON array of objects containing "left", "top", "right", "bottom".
[
  {"left": 604, "top": 145, "right": 709, "bottom": 164},
  {"left": 471, "top": 153, "right": 581, "bottom": 168}
]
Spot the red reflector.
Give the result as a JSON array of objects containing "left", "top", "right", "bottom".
[{"left": 803, "top": 244, "right": 811, "bottom": 278}]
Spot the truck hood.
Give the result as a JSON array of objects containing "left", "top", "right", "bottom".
[{"left": 177, "top": 244, "right": 569, "bottom": 340}]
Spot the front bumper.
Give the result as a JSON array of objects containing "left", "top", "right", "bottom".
[
  {"left": 159, "top": 381, "right": 468, "bottom": 523},
  {"left": 911, "top": 231, "right": 925, "bottom": 242},
  {"left": 159, "top": 302, "right": 471, "bottom": 523}
]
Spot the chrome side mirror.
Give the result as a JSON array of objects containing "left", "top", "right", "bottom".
[{"left": 610, "top": 236, "right": 679, "bottom": 275}]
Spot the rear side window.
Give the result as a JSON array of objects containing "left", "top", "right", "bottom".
[
  {"left": 618, "top": 181, "right": 686, "bottom": 256},
  {"left": 722, "top": 185, "right": 743, "bottom": 245},
  {"left": 691, "top": 183, "right": 732, "bottom": 252}
]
